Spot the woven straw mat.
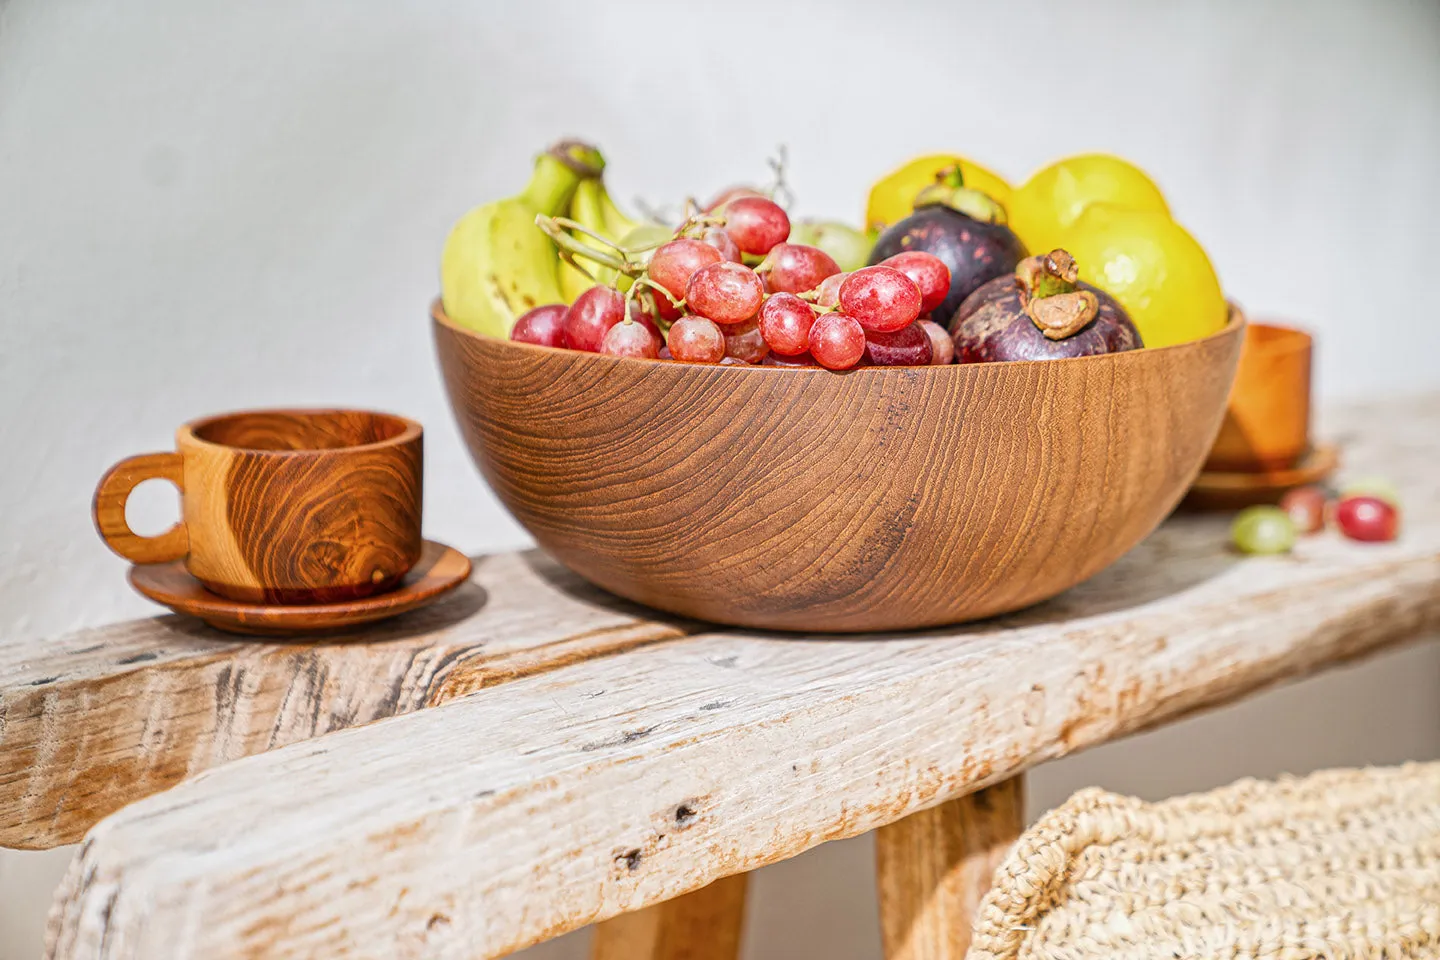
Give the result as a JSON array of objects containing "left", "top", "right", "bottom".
[{"left": 968, "top": 762, "right": 1440, "bottom": 960}]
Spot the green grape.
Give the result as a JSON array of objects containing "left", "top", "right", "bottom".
[
  {"left": 1339, "top": 476, "right": 1400, "bottom": 507},
  {"left": 789, "top": 219, "right": 874, "bottom": 273},
  {"left": 1231, "top": 506, "right": 1297, "bottom": 555}
]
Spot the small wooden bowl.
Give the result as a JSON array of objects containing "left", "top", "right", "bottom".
[{"left": 434, "top": 303, "right": 1245, "bottom": 632}]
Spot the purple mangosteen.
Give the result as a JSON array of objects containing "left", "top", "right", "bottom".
[{"left": 952, "top": 249, "right": 1143, "bottom": 363}]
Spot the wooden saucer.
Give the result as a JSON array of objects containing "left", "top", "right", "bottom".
[
  {"left": 1182, "top": 443, "right": 1340, "bottom": 511},
  {"left": 130, "top": 540, "right": 472, "bottom": 637}
]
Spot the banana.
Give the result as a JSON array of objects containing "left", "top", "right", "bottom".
[
  {"left": 441, "top": 140, "right": 603, "bottom": 337},
  {"left": 558, "top": 177, "right": 615, "bottom": 302},
  {"left": 599, "top": 183, "right": 642, "bottom": 238}
]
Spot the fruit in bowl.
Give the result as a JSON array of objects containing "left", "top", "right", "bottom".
[
  {"left": 1007, "top": 153, "right": 1170, "bottom": 255},
  {"left": 525, "top": 191, "right": 947, "bottom": 370},
  {"left": 1059, "top": 203, "right": 1226, "bottom": 348},
  {"left": 952, "top": 249, "right": 1142, "bottom": 362},
  {"left": 433, "top": 141, "right": 1245, "bottom": 631},
  {"left": 867, "top": 168, "right": 1027, "bottom": 328},
  {"left": 866, "top": 154, "right": 1013, "bottom": 233},
  {"left": 1004, "top": 153, "right": 1226, "bottom": 348}
]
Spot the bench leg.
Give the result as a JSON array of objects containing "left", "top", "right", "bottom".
[
  {"left": 874, "top": 775, "right": 1025, "bottom": 960},
  {"left": 591, "top": 872, "right": 748, "bottom": 960}
]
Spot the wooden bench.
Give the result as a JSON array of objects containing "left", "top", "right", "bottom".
[{"left": 5, "top": 393, "right": 1438, "bottom": 959}]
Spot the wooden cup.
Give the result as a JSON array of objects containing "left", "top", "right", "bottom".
[
  {"left": 94, "top": 409, "right": 423, "bottom": 604},
  {"left": 1204, "top": 323, "right": 1312, "bottom": 473}
]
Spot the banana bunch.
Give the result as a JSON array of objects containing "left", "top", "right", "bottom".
[{"left": 441, "top": 140, "right": 667, "bottom": 338}]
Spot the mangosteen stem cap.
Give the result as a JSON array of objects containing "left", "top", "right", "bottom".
[
  {"left": 1016, "top": 250, "right": 1099, "bottom": 340},
  {"left": 913, "top": 183, "right": 1008, "bottom": 225}
]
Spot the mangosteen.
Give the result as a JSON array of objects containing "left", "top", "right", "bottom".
[
  {"left": 868, "top": 167, "right": 1027, "bottom": 327},
  {"left": 952, "top": 250, "right": 1142, "bottom": 363}
]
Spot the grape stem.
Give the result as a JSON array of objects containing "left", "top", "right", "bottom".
[
  {"left": 794, "top": 288, "right": 838, "bottom": 313},
  {"left": 557, "top": 250, "right": 598, "bottom": 283},
  {"left": 674, "top": 210, "right": 727, "bottom": 239},
  {"left": 766, "top": 145, "right": 794, "bottom": 209},
  {"left": 620, "top": 276, "right": 674, "bottom": 339},
  {"left": 632, "top": 275, "right": 683, "bottom": 312},
  {"left": 1015, "top": 250, "right": 1099, "bottom": 340},
  {"left": 535, "top": 215, "right": 638, "bottom": 275}
]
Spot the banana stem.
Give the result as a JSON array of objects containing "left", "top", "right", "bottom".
[{"left": 545, "top": 140, "right": 605, "bottom": 179}]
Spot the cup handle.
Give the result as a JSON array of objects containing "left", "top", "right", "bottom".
[{"left": 93, "top": 453, "right": 188, "bottom": 564}]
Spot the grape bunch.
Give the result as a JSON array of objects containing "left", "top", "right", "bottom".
[{"left": 513, "top": 194, "right": 955, "bottom": 371}]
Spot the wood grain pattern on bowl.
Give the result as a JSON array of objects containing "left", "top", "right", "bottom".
[
  {"left": 95, "top": 409, "right": 424, "bottom": 604},
  {"left": 434, "top": 303, "right": 1244, "bottom": 631}
]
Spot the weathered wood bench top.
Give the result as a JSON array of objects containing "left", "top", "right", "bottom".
[{"left": 6, "top": 394, "right": 1438, "bottom": 959}]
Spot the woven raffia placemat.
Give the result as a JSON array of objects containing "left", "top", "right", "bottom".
[{"left": 967, "top": 762, "right": 1440, "bottom": 960}]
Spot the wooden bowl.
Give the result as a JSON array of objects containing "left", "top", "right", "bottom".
[{"left": 434, "top": 303, "right": 1244, "bottom": 632}]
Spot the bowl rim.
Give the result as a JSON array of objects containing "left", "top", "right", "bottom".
[
  {"left": 432, "top": 298, "right": 1245, "bottom": 374},
  {"left": 179, "top": 408, "right": 423, "bottom": 457}
]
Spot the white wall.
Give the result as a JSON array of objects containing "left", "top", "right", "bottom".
[{"left": 2, "top": 1, "right": 1437, "bottom": 957}]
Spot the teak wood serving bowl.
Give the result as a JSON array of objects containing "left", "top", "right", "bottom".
[{"left": 435, "top": 302, "right": 1244, "bottom": 632}]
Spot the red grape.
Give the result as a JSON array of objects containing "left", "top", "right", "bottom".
[
  {"left": 511, "top": 304, "right": 567, "bottom": 347},
  {"left": 562, "top": 286, "right": 626, "bottom": 351},
  {"left": 809, "top": 313, "right": 866, "bottom": 370},
  {"left": 723, "top": 319, "right": 769, "bottom": 363},
  {"left": 760, "top": 243, "right": 841, "bottom": 296},
  {"left": 704, "top": 185, "right": 765, "bottom": 212},
  {"left": 1279, "top": 485, "right": 1326, "bottom": 534},
  {"left": 649, "top": 239, "right": 722, "bottom": 304},
  {"left": 1335, "top": 495, "right": 1399, "bottom": 542},
  {"left": 839, "top": 266, "right": 923, "bottom": 332},
  {"left": 762, "top": 351, "right": 817, "bottom": 367},
  {"left": 667, "top": 316, "right": 726, "bottom": 363},
  {"left": 601, "top": 319, "right": 660, "bottom": 358},
  {"left": 882, "top": 251, "right": 951, "bottom": 315},
  {"left": 658, "top": 344, "right": 673, "bottom": 360},
  {"left": 917, "top": 320, "right": 954, "bottom": 365},
  {"left": 685, "top": 261, "right": 765, "bottom": 325},
  {"left": 758, "top": 293, "right": 816, "bottom": 356},
  {"left": 701, "top": 227, "right": 742, "bottom": 262},
  {"left": 719, "top": 356, "right": 751, "bottom": 365},
  {"left": 864, "top": 322, "right": 933, "bottom": 366},
  {"left": 815, "top": 272, "right": 847, "bottom": 308},
  {"left": 721, "top": 196, "right": 790, "bottom": 256}
]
